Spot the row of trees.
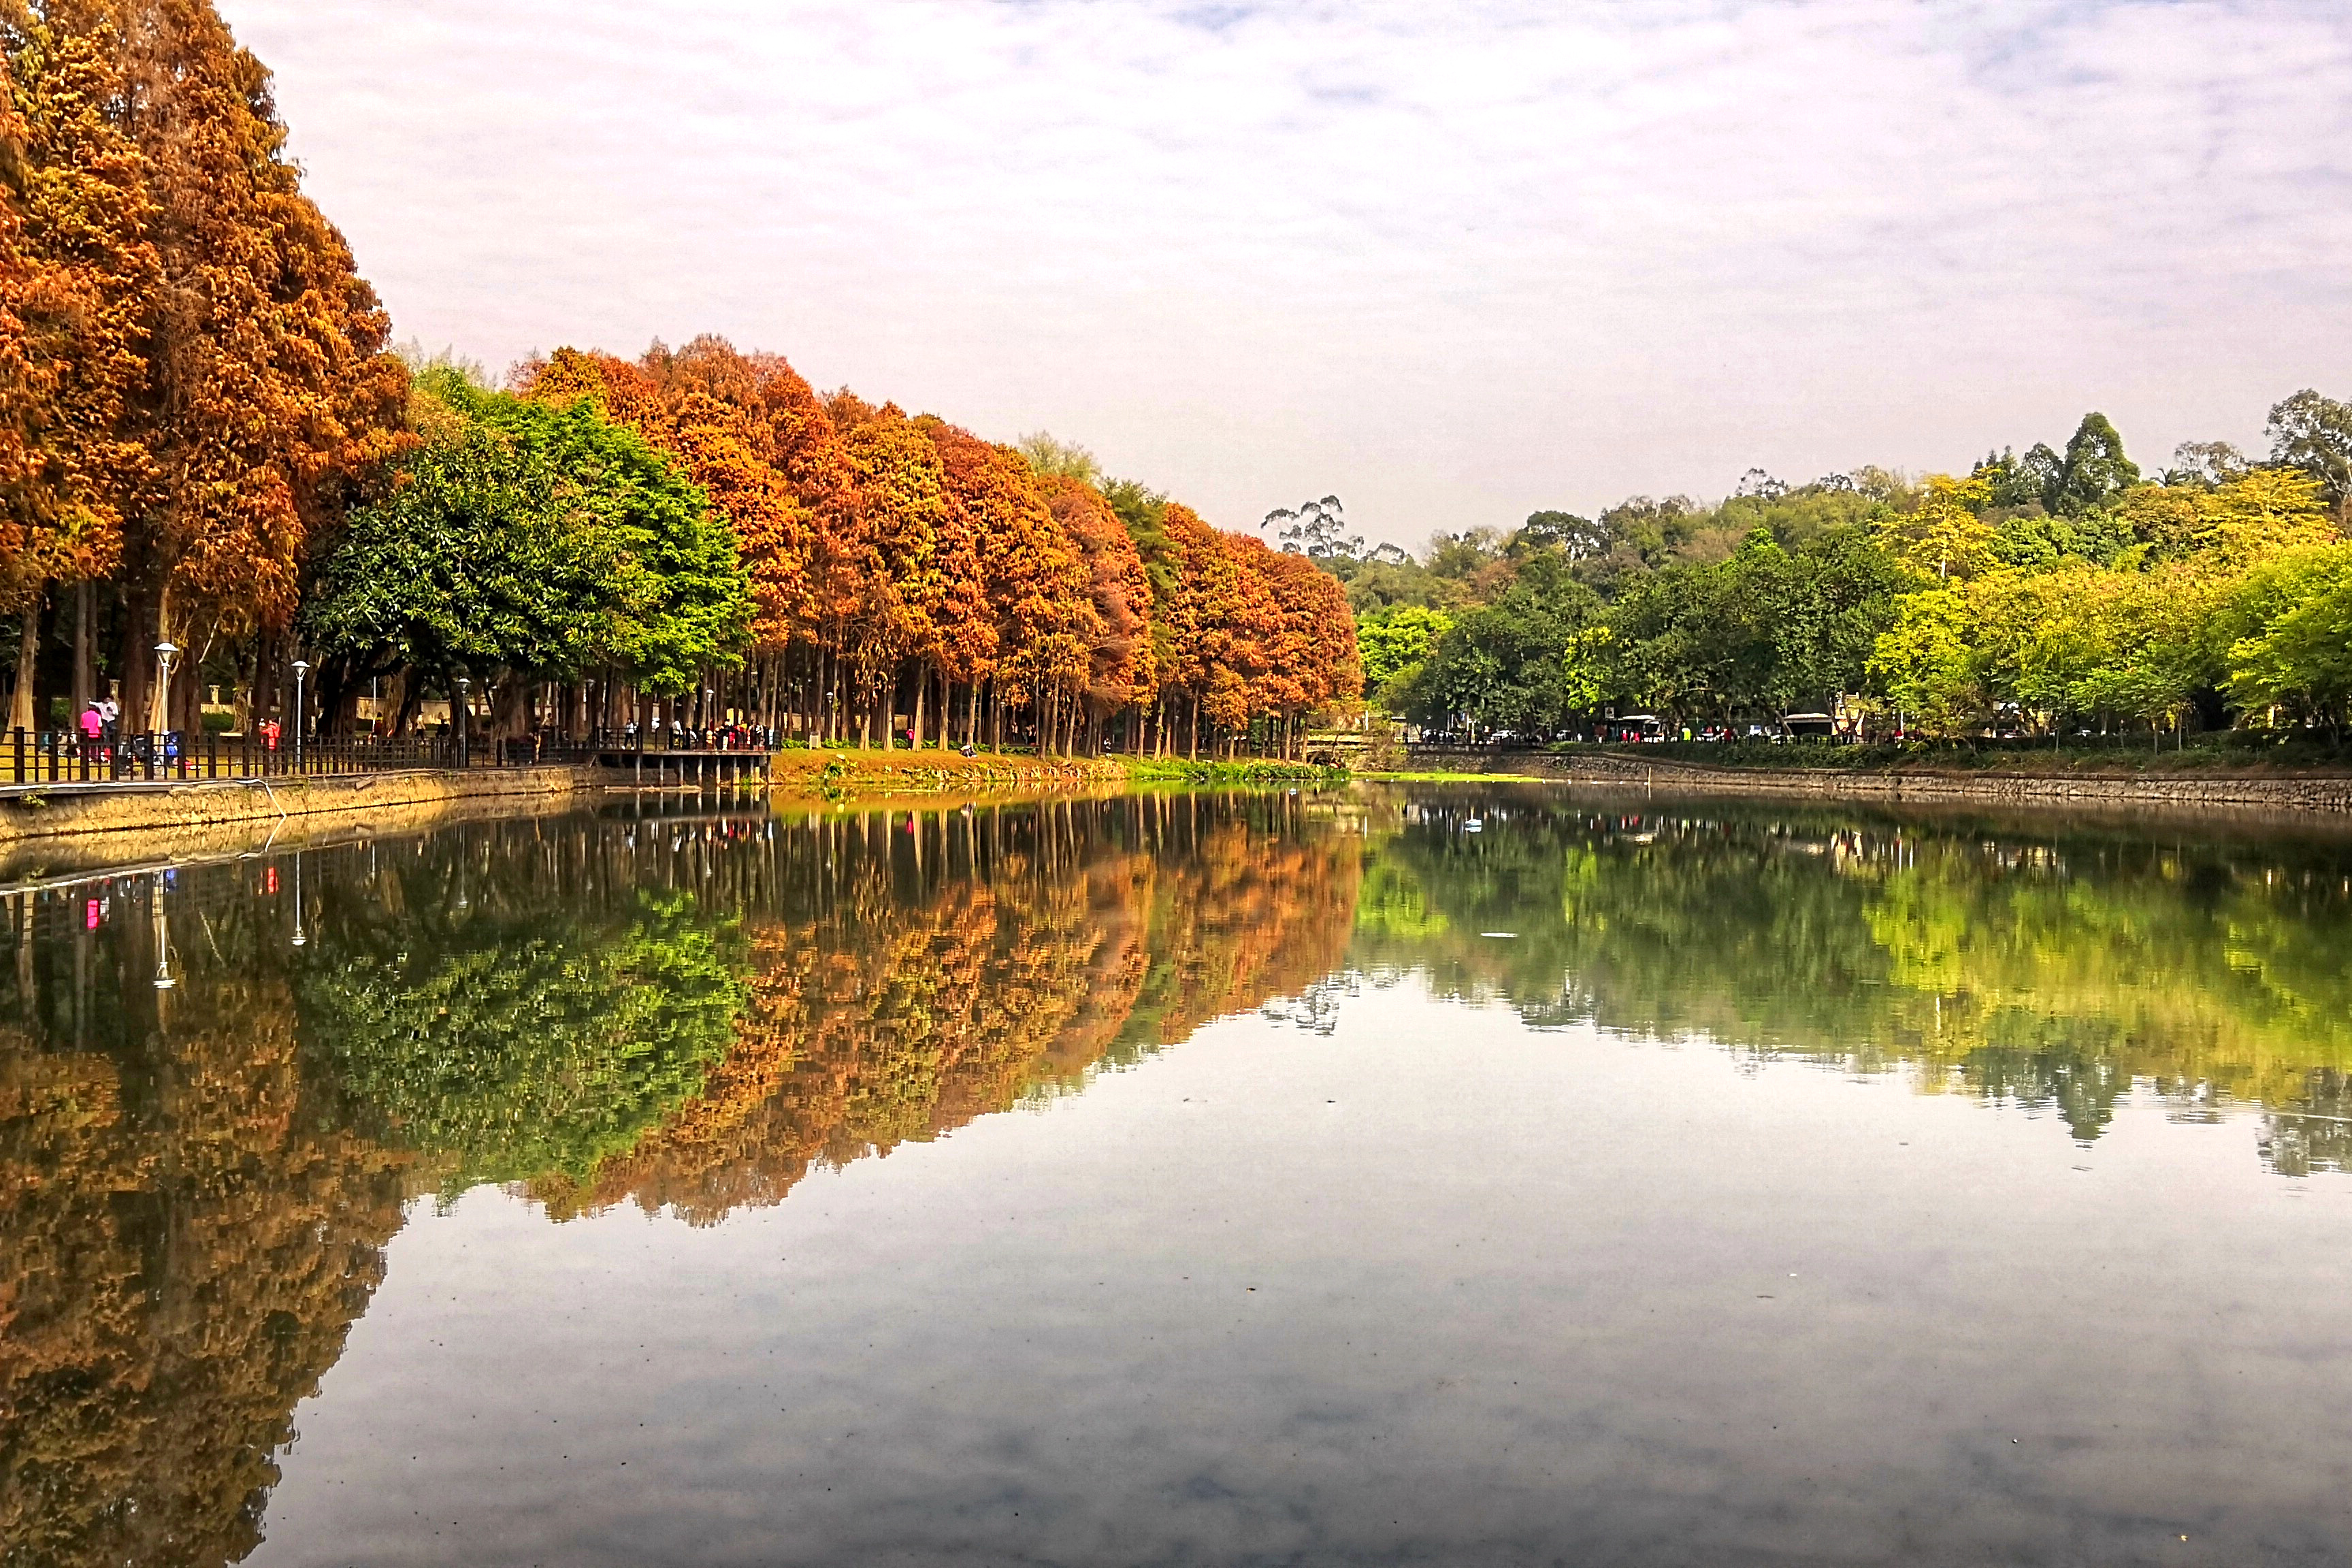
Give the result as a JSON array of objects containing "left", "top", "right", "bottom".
[
  {"left": 1343, "top": 395, "right": 2352, "bottom": 741},
  {"left": 304, "top": 346, "right": 1360, "bottom": 756},
  {"left": 0, "top": 1, "right": 1358, "bottom": 756}
]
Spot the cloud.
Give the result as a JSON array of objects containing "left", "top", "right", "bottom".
[{"left": 226, "top": 0, "right": 2352, "bottom": 543}]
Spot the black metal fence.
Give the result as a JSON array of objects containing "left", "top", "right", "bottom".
[
  {"left": 3, "top": 726, "right": 782, "bottom": 786},
  {"left": 3, "top": 729, "right": 478, "bottom": 785}
]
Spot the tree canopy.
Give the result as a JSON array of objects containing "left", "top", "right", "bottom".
[{"left": 1335, "top": 397, "right": 2352, "bottom": 745}]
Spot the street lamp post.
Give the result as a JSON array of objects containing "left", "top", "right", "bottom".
[
  {"left": 455, "top": 677, "right": 470, "bottom": 768},
  {"left": 154, "top": 642, "right": 178, "bottom": 772},
  {"left": 291, "top": 659, "right": 309, "bottom": 774}
]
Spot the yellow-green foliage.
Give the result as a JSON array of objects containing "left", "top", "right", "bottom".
[{"left": 1874, "top": 468, "right": 2340, "bottom": 736}]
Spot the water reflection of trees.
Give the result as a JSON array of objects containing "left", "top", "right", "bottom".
[
  {"left": 549, "top": 794, "right": 1365, "bottom": 1223},
  {"left": 20, "top": 783, "right": 2352, "bottom": 1565},
  {"left": 0, "top": 796, "right": 1362, "bottom": 1566},
  {"left": 1356, "top": 787, "right": 2352, "bottom": 1149},
  {"left": 0, "top": 883, "right": 410, "bottom": 1568},
  {"left": 293, "top": 826, "right": 750, "bottom": 1192}
]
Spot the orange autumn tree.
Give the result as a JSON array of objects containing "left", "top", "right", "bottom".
[
  {"left": 1155, "top": 502, "right": 1288, "bottom": 757},
  {"left": 116, "top": 0, "right": 407, "bottom": 731},
  {"left": 642, "top": 338, "right": 816, "bottom": 653},
  {"left": 744, "top": 355, "right": 870, "bottom": 738},
  {"left": 0, "top": 0, "right": 403, "bottom": 736},
  {"left": 1262, "top": 546, "right": 1362, "bottom": 757},
  {"left": 0, "top": 21, "right": 148, "bottom": 728},
  {"left": 521, "top": 341, "right": 817, "bottom": 732},
  {"left": 1034, "top": 472, "right": 1157, "bottom": 748},
  {"left": 919, "top": 418, "right": 1096, "bottom": 753},
  {"left": 828, "top": 393, "right": 947, "bottom": 746}
]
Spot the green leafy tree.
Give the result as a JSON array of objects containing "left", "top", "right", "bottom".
[
  {"left": 1403, "top": 551, "right": 1599, "bottom": 734},
  {"left": 2217, "top": 544, "right": 2352, "bottom": 735},
  {"left": 304, "top": 393, "right": 638, "bottom": 691},
  {"left": 2264, "top": 389, "right": 2352, "bottom": 525},
  {"left": 2049, "top": 412, "right": 2140, "bottom": 517},
  {"left": 1869, "top": 585, "right": 1979, "bottom": 734},
  {"left": 469, "top": 379, "right": 750, "bottom": 694},
  {"left": 1355, "top": 602, "right": 1451, "bottom": 704},
  {"left": 305, "top": 371, "right": 751, "bottom": 704}
]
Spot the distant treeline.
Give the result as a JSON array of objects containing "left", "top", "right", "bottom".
[{"left": 1323, "top": 399, "right": 2352, "bottom": 740}]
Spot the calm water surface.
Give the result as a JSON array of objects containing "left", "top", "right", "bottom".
[{"left": 5, "top": 785, "right": 2352, "bottom": 1567}]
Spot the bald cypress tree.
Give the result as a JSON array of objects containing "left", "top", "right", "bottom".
[
  {"left": 0, "top": 1, "right": 160, "bottom": 726},
  {"left": 110, "top": 0, "right": 405, "bottom": 727}
]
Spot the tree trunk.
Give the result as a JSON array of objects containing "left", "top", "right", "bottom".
[
  {"left": 9, "top": 601, "right": 37, "bottom": 733},
  {"left": 388, "top": 670, "right": 419, "bottom": 737},
  {"left": 250, "top": 630, "right": 279, "bottom": 737},
  {"left": 71, "top": 581, "right": 91, "bottom": 721},
  {"left": 118, "top": 584, "right": 150, "bottom": 735}
]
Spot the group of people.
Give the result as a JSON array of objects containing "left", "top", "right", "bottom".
[
  {"left": 62, "top": 698, "right": 193, "bottom": 770},
  {"left": 617, "top": 721, "right": 777, "bottom": 751},
  {"left": 72, "top": 698, "right": 122, "bottom": 753}
]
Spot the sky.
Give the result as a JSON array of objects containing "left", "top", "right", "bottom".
[{"left": 221, "top": 0, "right": 2352, "bottom": 551}]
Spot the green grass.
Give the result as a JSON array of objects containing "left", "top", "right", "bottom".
[
  {"left": 1124, "top": 757, "right": 1349, "bottom": 784},
  {"left": 1358, "top": 770, "right": 1546, "bottom": 783}
]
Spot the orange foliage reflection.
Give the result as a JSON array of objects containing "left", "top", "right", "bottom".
[{"left": 542, "top": 794, "right": 1362, "bottom": 1224}]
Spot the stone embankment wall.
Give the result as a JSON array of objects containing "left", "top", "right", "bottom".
[
  {"left": 0, "top": 766, "right": 598, "bottom": 881},
  {"left": 1403, "top": 747, "right": 2352, "bottom": 815}
]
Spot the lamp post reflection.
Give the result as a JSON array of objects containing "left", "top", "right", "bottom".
[{"left": 150, "top": 870, "right": 174, "bottom": 993}]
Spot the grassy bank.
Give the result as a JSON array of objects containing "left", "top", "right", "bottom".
[
  {"left": 764, "top": 749, "right": 1350, "bottom": 798},
  {"left": 766, "top": 749, "right": 1131, "bottom": 798},
  {"left": 1122, "top": 757, "right": 1348, "bottom": 785}
]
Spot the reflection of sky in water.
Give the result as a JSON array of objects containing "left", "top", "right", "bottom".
[
  {"left": 9, "top": 787, "right": 2352, "bottom": 1567},
  {"left": 259, "top": 990, "right": 2352, "bottom": 1567}
]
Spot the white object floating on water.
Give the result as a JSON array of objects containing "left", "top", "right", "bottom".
[
  {"left": 1463, "top": 819, "right": 1484, "bottom": 832},
  {"left": 1480, "top": 932, "right": 1519, "bottom": 939}
]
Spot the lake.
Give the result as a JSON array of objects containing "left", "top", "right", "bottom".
[{"left": 5, "top": 783, "right": 2351, "bottom": 1567}]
